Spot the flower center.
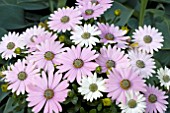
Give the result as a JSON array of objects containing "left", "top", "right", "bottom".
[
  {"left": 44, "top": 89, "right": 54, "bottom": 100},
  {"left": 120, "top": 79, "right": 131, "bottom": 90},
  {"left": 106, "top": 60, "right": 116, "bottom": 68},
  {"left": 44, "top": 51, "right": 55, "bottom": 61},
  {"left": 136, "top": 60, "right": 145, "bottom": 68},
  {"left": 91, "top": 0, "right": 99, "bottom": 4},
  {"left": 105, "top": 33, "right": 114, "bottom": 40},
  {"left": 60, "top": 16, "right": 70, "bottom": 23},
  {"left": 81, "top": 32, "right": 91, "bottom": 39},
  {"left": 18, "top": 72, "right": 27, "bottom": 81},
  {"left": 73, "top": 59, "right": 84, "bottom": 68},
  {"left": 89, "top": 83, "right": 98, "bottom": 92},
  {"left": 7, "top": 42, "right": 15, "bottom": 50},
  {"left": 128, "top": 99, "right": 137, "bottom": 108},
  {"left": 163, "top": 75, "right": 170, "bottom": 83},
  {"left": 143, "top": 35, "right": 152, "bottom": 43},
  {"left": 85, "top": 9, "right": 94, "bottom": 15},
  {"left": 148, "top": 94, "right": 157, "bottom": 103}
]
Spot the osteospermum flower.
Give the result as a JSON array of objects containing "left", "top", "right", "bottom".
[
  {"left": 105, "top": 68, "right": 146, "bottom": 104},
  {"left": 119, "top": 91, "right": 146, "bottom": 113},
  {"left": 144, "top": 85, "right": 168, "bottom": 113},
  {"left": 78, "top": 73, "right": 106, "bottom": 102},
  {"left": 0, "top": 32, "right": 25, "bottom": 60},
  {"left": 20, "top": 26, "right": 47, "bottom": 47},
  {"left": 132, "top": 25, "right": 164, "bottom": 54},
  {"left": 76, "top": 0, "right": 113, "bottom": 12},
  {"left": 97, "top": 23, "right": 130, "bottom": 49},
  {"left": 128, "top": 49, "right": 155, "bottom": 79},
  {"left": 4, "top": 59, "right": 39, "bottom": 95},
  {"left": 95, "top": 45, "right": 129, "bottom": 73},
  {"left": 29, "top": 39, "right": 65, "bottom": 72},
  {"left": 26, "top": 71, "right": 69, "bottom": 113},
  {"left": 57, "top": 46, "right": 99, "bottom": 84},
  {"left": 48, "top": 7, "right": 83, "bottom": 32},
  {"left": 70, "top": 24, "right": 101, "bottom": 47},
  {"left": 79, "top": 2, "right": 105, "bottom": 20},
  {"left": 157, "top": 67, "right": 170, "bottom": 90}
]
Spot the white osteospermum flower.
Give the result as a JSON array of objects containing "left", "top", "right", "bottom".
[
  {"left": 132, "top": 25, "right": 164, "bottom": 54},
  {"left": 157, "top": 67, "right": 170, "bottom": 90},
  {"left": 0, "top": 32, "right": 25, "bottom": 60},
  {"left": 78, "top": 73, "right": 106, "bottom": 102},
  {"left": 128, "top": 49, "right": 155, "bottom": 79},
  {"left": 119, "top": 91, "right": 146, "bottom": 113},
  {"left": 70, "top": 24, "right": 101, "bottom": 48}
]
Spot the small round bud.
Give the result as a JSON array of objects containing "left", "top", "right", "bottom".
[
  {"left": 14, "top": 47, "right": 21, "bottom": 54},
  {"left": 59, "top": 35, "right": 66, "bottom": 42},
  {"left": 1, "top": 84, "right": 8, "bottom": 92},
  {"left": 114, "top": 9, "right": 121, "bottom": 16},
  {"left": 102, "top": 98, "right": 112, "bottom": 106},
  {"left": 95, "top": 66, "right": 102, "bottom": 73}
]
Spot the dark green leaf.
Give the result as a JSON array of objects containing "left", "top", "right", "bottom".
[
  {"left": 150, "top": 0, "right": 170, "bottom": 3},
  {"left": 3, "top": 97, "right": 18, "bottom": 113},
  {"left": 89, "top": 109, "right": 97, "bottom": 113},
  {"left": 80, "top": 107, "right": 86, "bottom": 113},
  {"left": 57, "top": 0, "right": 67, "bottom": 8},
  {"left": 127, "top": 18, "right": 138, "bottom": 29},
  {"left": 103, "top": 1, "right": 134, "bottom": 26},
  {"left": 97, "top": 103, "right": 102, "bottom": 111},
  {"left": 17, "top": 0, "right": 47, "bottom": 3},
  {"left": 71, "top": 96, "right": 78, "bottom": 104},
  {"left": 0, "top": 90, "right": 10, "bottom": 102},
  {"left": 0, "top": 28, "right": 7, "bottom": 39}
]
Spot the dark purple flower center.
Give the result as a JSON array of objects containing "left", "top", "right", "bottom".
[
  {"left": 7, "top": 42, "right": 15, "bottom": 50},
  {"left": 143, "top": 35, "right": 152, "bottom": 43},
  {"left": 148, "top": 94, "right": 157, "bottom": 103},
  {"left": 128, "top": 99, "right": 137, "bottom": 108},
  {"left": 89, "top": 83, "right": 98, "bottom": 92},
  {"left": 136, "top": 60, "right": 145, "bottom": 68},
  {"left": 120, "top": 79, "right": 131, "bottom": 90},
  {"left": 44, "top": 51, "right": 55, "bottom": 61},
  {"left": 163, "top": 75, "right": 170, "bottom": 83},
  {"left": 85, "top": 9, "right": 94, "bottom": 15},
  {"left": 61, "top": 16, "right": 70, "bottom": 23},
  {"left": 44, "top": 89, "right": 54, "bottom": 100},
  {"left": 81, "top": 32, "right": 91, "bottom": 39},
  {"left": 106, "top": 60, "right": 116, "bottom": 69},
  {"left": 18, "top": 72, "right": 27, "bottom": 81},
  {"left": 105, "top": 33, "right": 114, "bottom": 40},
  {"left": 73, "top": 59, "right": 84, "bottom": 68}
]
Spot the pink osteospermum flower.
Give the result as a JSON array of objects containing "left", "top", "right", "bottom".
[
  {"left": 4, "top": 59, "right": 40, "bottom": 95},
  {"left": 97, "top": 23, "right": 130, "bottom": 49},
  {"left": 105, "top": 68, "right": 146, "bottom": 104},
  {"left": 26, "top": 32, "right": 57, "bottom": 52},
  {"left": 95, "top": 45, "right": 129, "bottom": 73},
  {"left": 0, "top": 32, "right": 25, "bottom": 60},
  {"left": 57, "top": 46, "right": 99, "bottom": 84},
  {"left": 29, "top": 39, "right": 65, "bottom": 72},
  {"left": 132, "top": 25, "right": 164, "bottom": 54},
  {"left": 76, "top": 0, "right": 113, "bottom": 12},
  {"left": 26, "top": 71, "right": 69, "bottom": 113},
  {"left": 144, "top": 85, "right": 168, "bottom": 113},
  {"left": 48, "top": 7, "right": 83, "bottom": 32},
  {"left": 79, "top": 2, "right": 105, "bottom": 20}
]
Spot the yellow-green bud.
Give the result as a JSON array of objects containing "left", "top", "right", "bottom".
[
  {"left": 121, "top": 26, "right": 129, "bottom": 34},
  {"left": 95, "top": 66, "right": 102, "bottom": 73},
  {"left": 114, "top": 9, "right": 121, "bottom": 16},
  {"left": 0, "top": 71, "right": 5, "bottom": 78},
  {"left": 14, "top": 47, "right": 21, "bottom": 54},
  {"left": 38, "top": 20, "right": 49, "bottom": 30},
  {"left": 1, "top": 84, "right": 8, "bottom": 92},
  {"left": 59, "top": 35, "right": 66, "bottom": 42},
  {"left": 102, "top": 98, "right": 112, "bottom": 106}
]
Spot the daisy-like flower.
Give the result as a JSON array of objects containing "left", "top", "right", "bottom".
[
  {"left": 95, "top": 45, "right": 129, "bottom": 73},
  {"left": 132, "top": 25, "right": 164, "bottom": 54},
  {"left": 98, "top": 23, "right": 130, "bottom": 49},
  {"left": 57, "top": 46, "right": 99, "bottom": 84},
  {"left": 128, "top": 49, "right": 155, "bottom": 79},
  {"left": 70, "top": 24, "right": 101, "bottom": 47},
  {"left": 144, "top": 85, "right": 168, "bottom": 113},
  {"left": 79, "top": 2, "right": 105, "bottom": 20},
  {"left": 105, "top": 68, "right": 146, "bottom": 104},
  {"left": 119, "top": 91, "right": 146, "bottom": 113},
  {"left": 26, "top": 71, "right": 69, "bottom": 113},
  {"left": 48, "top": 7, "right": 83, "bottom": 32},
  {"left": 0, "top": 32, "right": 25, "bottom": 60},
  {"left": 76, "top": 0, "right": 113, "bottom": 12},
  {"left": 78, "top": 73, "right": 106, "bottom": 102},
  {"left": 20, "top": 26, "right": 47, "bottom": 46},
  {"left": 157, "top": 66, "right": 170, "bottom": 90},
  {"left": 4, "top": 59, "right": 40, "bottom": 95},
  {"left": 29, "top": 39, "right": 65, "bottom": 72}
]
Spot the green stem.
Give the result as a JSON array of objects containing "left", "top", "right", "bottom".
[
  {"left": 49, "top": 0, "right": 54, "bottom": 13},
  {"left": 139, "top": 0, "right": 148, "bottom": 26}
]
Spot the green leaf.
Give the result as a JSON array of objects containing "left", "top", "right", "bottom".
[
  {"left": 3, "top": 97, "right": 19, "bottom": 113},
  {"left": 103, "top": 1, "right": 134, "bottom": 26},
  {"left": 0, "top": 90, "right": 10, "bottom": 102},
  {"left": 150, "top": 0, "right": 170, "bottom": 3},
  {"left": 127, "top": 18, "right": 138, "bottom": 29},
  {"left": 0, "top": 28, "right": 7, "bottom": 39},
  {"left": 71, "top": 96, "right": 78, "bottom": 105},
  {"left": 17, "top": 0, "right": 47, "bottom": 3},
  {"left": 89, "top": 109, "right": 97, "bottom": 113},
  {"left": 80, "top": 107, "right": 86, "bottom": 113},
  {"left": 0, "top": 5, "right": 31, "bottom": 29},
  {"left": 57, "top": 0, "right": 67, "bottom": 8},
  {"left": 97, "top": 103, "right": 102, "bottom": 111}
]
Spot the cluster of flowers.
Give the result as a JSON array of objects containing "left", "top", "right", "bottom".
[{"left": 0, "top": 0, "right": 169, "bottom": 113}]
